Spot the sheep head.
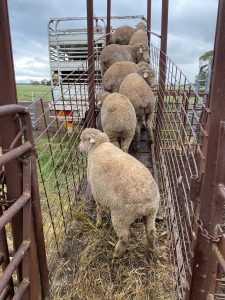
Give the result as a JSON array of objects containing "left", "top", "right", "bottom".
[
  {"left": 137, "top": 62, "right": 156, "bottom": 87},
  {"left": 133, "top": 43, "right": 150, "bottom": 64},
  {"left": 135, "top": 21, "right": 146, "bottom": 30},
  {"left": 79, "top": 128, "right": 109, "bottom": 154}
]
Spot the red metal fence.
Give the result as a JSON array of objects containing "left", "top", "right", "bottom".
[{"left": 0, "top": 106, "right": 49, "bottom": 299}]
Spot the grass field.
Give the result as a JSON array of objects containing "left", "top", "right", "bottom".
[{"left": 16, "top": 85, "right": 52, "bottom": 101}]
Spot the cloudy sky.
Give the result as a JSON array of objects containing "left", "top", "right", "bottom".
[{"left": 8, "top": 0, "right": 218, "bottom": 83}]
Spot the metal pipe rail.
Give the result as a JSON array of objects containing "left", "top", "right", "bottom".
[
  {"left": 0, "top": 193, "right": 30, "bottom": 231},
  {"left": 0, "top": 104, "right": 49, "bottom": 299},
  {"left": 0, "top": 242, "right": 30, "bottom": 294}
]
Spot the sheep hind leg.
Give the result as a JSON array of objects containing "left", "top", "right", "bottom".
[
  {"left": 144, "top": 213, "right": 156, "bottom": 250},
  {"left": 146, "top": 113, "right": 154, "bottom": 143},
  {"left": 96, "top": 202, "right": 103, "bottom": 228},
  {"left": 121, "top": 135, "right": 133, "bottom": 153},
  {"left": 135, "top": 119, "right": 142, "bottom": 151},
  {"left": 111, "top": 213, "right": 130, "bottom": 259},
  {"left": 107, "top": 134, "right": 120, "bottom": 149}
]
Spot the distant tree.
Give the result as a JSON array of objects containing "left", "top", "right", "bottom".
[
  {"left": 41, "top": 79, "right": 48, "bottom": 85},
  {"left": 199, "top": 50, "right": 213, "bottom": 65},
  {"left": 30, "top": 80, "right": 40, "bottom": 85},
  {"left": 46, "top": 80, "right": 51, "bottom": 86},
  {"left": 196, "top": 50, "right": 213, "bottom": 83}
]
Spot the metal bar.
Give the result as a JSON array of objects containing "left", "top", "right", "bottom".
[
  {"left": 22, "top": 159, "right": 31, "bottom": 300},
  {"left": 0, "top": 193, "right": 30, "bottom": 231},
  {"left": 12, "top": 281, "right": 30, "bottom": 300},
  {"left": 86, "top": 0, "right": 95, "bottom": 127},
  {"left": 155, "top": 0, "right": 169, "bottom": 148},
  {"left": 0, "top": 288, "right": 9, "bottom": 300},
  {"left": 0, "top": 206, "right": 14, "bottom": 299},
  {"left": 0, "top": 142, "right": 32, "bottom": 167},
  {"left": 21, "top": 113, "right": 49, "bottom": 298},
  {"left": 212, "top": 244, "right": 225, "bottom": 273},
  {"left": 0, "top": 0, "right": 24, "bottom": 284},
  {"left": 0, "top": 105, "right": 27, "bottom": 117},
  {"left": 189, "top": 0, "right": 225, "bottom": 298},
  {"left": 0, "top": 242, "right": 30, "bottom": 294},
  {"left": 106, "top": 0, "right": 111, "bottom": 45},
  {"left": 147, "top": 0, "right": 151, "bottom": 44},
  {"left": 205, "top": 122, "right": 225, "bottom": 295}
]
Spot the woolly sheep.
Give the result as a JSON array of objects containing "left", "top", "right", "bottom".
[
  {"left": 119, "top": 73, "right": 156, "bottom": 148},
  {"left": 112, "top": 25, "right": 135, "bottom": 45},
  {"left": 79, "top": 128, "right": 160, "bottom": 258},
  {"left": 129, "top": 29, "right": 148, "bottom": 46},
  {"left": 102, "top": 61, "right": 155, "bottom": 93},
  {"left": 100, "top": 43, "right": 150, "bottom": 74},
  {"left": 111, "top": 22, "right": 146, "bottom": 45},
  {"left": 137, "top": 61, "right": 156, "bottom": 87},
  {"left": 98, "top": 92, "right": 136, "bottom": 152},
  {"left": 136, "top": 22, "right": 146, "bottom": 30}
]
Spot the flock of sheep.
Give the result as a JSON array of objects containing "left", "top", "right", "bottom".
[{"left": 79, "top": 22, "right": 160, "bottom": 260}]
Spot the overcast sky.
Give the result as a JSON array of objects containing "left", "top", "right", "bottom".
[{"left": 8, "top": 0, "right": 218, "bottom": 83}]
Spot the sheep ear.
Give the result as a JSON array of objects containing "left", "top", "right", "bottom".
[
  {"left": 139, "top": 47, "right": 143, "bottom": 54},
  {"left": 90, "top": 138, "right": 95, "bottom": 144},
  {"left": 143, "top": 72, "right": 148, "bottom": 78}
]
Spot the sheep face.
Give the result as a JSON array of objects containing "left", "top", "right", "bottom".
[
  {"left": 142, "top": 68, "right": 156, "bottom": 87},
  {"left": 79, "top": 128, "right": 109, "bottom": 154},
  {"left": 135, "top": 44, "right": 150, "bottom": 63},
  {"left": 137, "top": 62, "right": 156, "bottom": 87}
]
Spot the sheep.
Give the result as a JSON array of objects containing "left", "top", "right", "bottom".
[
  {"left": 100, "top": 43, "right": 150, "bottom": 75},
  {"left": 136, "top": 21, "right": 146, "bottom": 30},
  {"left": 79, "top": 128, "right": 160, "bottom": 259},
  {"left": 111, "top": 25, "right": 135, "bottom": 45},
  {"left": 137, "top": 61, "right": 156, "bottom": 87},
  {"left": 98, "top": 92, "right": 136, "bottom": 152},
  {"left": 111, "top": 22, "right": 146, "bottom": 45},
  {"left": 119, "top": 73, "right": 156, "bottom": 148},
  {"left": 102, "top": 61, "right": 155, "bottom": 93},
  {"left": 129, "top": 29, "right": 148, "bottom": 46}
]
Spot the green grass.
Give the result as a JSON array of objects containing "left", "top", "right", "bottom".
[
  {"left": 35, "top": 135, "right": 87, "bottom": 263},
  {"left": 16, "top": 85, "right": 52, "bottom": 101}
]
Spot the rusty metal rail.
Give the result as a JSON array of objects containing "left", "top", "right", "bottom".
[{"left": 0, "top": 106, "right": 49, "bottom": 299}]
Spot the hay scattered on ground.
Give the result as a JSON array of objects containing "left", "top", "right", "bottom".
[{"left": 50, "top": 197, "right": 174, "bottom": 300}]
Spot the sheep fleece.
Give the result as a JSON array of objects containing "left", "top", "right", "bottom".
[
  {"left": 88, "top": 141, "right": 159, "bottom": 220},
  {"left": 129, "top": 29, "right": 148, "bottom": 46},
  {"left": 102, "top": 61, "right": 138, "bottom": 93}
]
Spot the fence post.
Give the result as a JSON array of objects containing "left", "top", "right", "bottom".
[
  {"left": 155, "top": 0, "right": 169, "bottom": 148},
  {"left": 147, "top": 0, "right": 151, "bottom": 44},
  {"left": 189, "top": 0, "right": 225, "bottom": 298},
  {"left": 206, "top": 122, "right": 225, "bottom": 295},
  {"left": 0, "top": 1, "right": 49, "bottom": 298},
  {"left": 106, "top": 0, "right": 111, "bottom": 45},
  {"left": 0, "top": 0, "right": 25, "bottom": 285},
  {"left": 86, "top": 0, "right": 95, "bottom": 127}
]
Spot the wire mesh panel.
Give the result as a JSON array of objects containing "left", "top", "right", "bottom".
[
  {"left": 26, "top": 47, "right": 104, "bottom": 283},
  {"left": 24, "top": 33, "right": 225, "bottom": 299},
  {"left": 150, "top": 42, "right": 210, "bottom": 299}
]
